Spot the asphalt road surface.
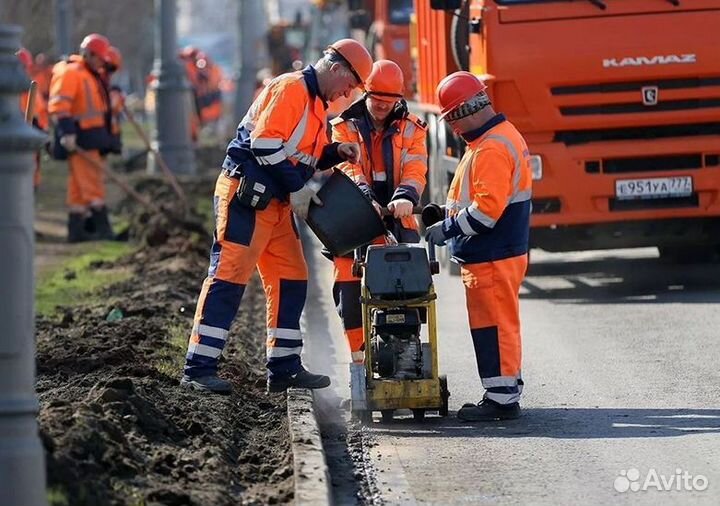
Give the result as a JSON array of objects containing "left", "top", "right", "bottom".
[{"left": 303, "top": 240, "right": 720, "bottom": 505}]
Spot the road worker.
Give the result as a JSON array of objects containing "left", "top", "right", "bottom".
[
  {"left": 426, "top": 71, "right": 532, "bottom": 421},
  {"left": 328, "top": 59, "right": 427, "bottom": 364},
  {"left": 194, "top": 51, "right": 224, "bottom": 133},
  {"left": 181, "top": 39, "right": 373, "bottom": 394},
  {"left": 17, "top": 47, "right": 49, "bottom": 191},
  {"left": 48, "top": 33, "right": 114, "bottom": 242}
]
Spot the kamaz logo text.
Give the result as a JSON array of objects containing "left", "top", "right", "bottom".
[{"left": 603, "top": 54, "right": 696, "bottom": 68}]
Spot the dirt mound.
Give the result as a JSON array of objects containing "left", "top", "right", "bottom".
[{"left": 37, "top": 176, "right": 292, "bottom": 505}]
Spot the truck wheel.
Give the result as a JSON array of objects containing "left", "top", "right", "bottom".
[
  {"left": 380, "top": 410, "right": 394, "bottom": 423},
  {"left": 412, "top": 409, "right": 426, "bottom": 422}
]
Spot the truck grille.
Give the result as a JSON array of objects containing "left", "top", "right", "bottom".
[
  {"left": 554, "top": 122, "right": 720, "bottom": 145},
  {"left": 560, "top": 98, "right": 720, "bottom": 116},
  {"left": 590, "top": 154, "right": 703, "bottom": 174},
  {"left": 551, "top": 77, "right": 720, "bottom": 95}
]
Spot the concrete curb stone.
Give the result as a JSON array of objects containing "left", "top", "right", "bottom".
[{"left": 287, "top": 388, "right": 332, "bottom": 506}]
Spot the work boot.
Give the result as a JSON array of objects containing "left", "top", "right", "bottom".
[
  {"left": 180, "top": 375, "right": 232, "bottom": 394},
  {"left": 91, "top": 206, "right": 115, "bottom": 240},
  {"left": 267, "top": 366, "right": 331, "bottom": 393},
  {"left": 457, "top": 398, "right": 521, "bottom": 422},
  {"left": 67, "top": 212, "right": 94, "bottom": 243}
]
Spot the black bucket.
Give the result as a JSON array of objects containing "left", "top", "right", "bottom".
[{"left": 306, "top": 169, "right": 386, "bottom": 256}]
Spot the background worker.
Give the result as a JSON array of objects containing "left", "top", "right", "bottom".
[
  {"left": 181, "top": 39, "right": 372, "bottom": 394},
  {"left": 425, "top": 71, "right": 532, "bottom": 422},
  {"left": 329, "top": 59, "right": 427, "bottom": 364},
  {"left": 17, "top": 47, "right": 49, "bottom": 191},
  {"left": 48, "top": 33, "right": 114, "bottom": 242}
]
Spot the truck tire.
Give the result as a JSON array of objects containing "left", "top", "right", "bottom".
[{"left": 450, "top": 4, "right": 470, "bottom": 71}]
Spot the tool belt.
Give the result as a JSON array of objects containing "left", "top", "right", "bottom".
[{"left": 223, "top": 157, "right": 274, "bottom": 210}]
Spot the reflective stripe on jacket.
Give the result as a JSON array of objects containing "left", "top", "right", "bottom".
[
  {"left": 330, "top": 101, "right": 427, "bottom": 231},
  {"left": 48, "top": 55, "right": 111, "bottom": 150},
  {"left": 443, "top": 115, "right": 532, "bottom": 264},
  {"left": 225, "top": 66, "right": 339, "bottom": 200}
]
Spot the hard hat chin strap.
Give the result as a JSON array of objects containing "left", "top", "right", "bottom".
[{"left": 447, "top": 92, "right": 491, "bottom": 122}]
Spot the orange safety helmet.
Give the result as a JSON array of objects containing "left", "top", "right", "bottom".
[
  {"left": 80, "top": 33, "right": 111, "bottom": 59},
  {"left": 105, "top": 46, "right": 122, "bottom": 72},
  {"left": 16, "top": 47, "right": 33, "bottom": 71},
  {"left": 366, "top": 59, "right": 404, "bottom": 101},
  {"left": 436, "top": 71, "right": 488, "bottom": 120},
  {"left": 327, "top": 38, "right": 373, "bottom": 86}
]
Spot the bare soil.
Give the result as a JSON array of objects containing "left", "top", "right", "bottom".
[{"left": 36, "top": 173, "right": 293, "bottom": 505}]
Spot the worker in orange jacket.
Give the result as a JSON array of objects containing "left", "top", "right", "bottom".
[
  {"left": 48, "top": 33, "right": 114, "bottom": 242},
  {"left": 195, "top": 52, "right": 223, "bottom": 126},
  {"left": 426, "top": 72, "right": 532, "bottom": 421},
  {"left": 329, "top": 59, "right": 427, "bottom": 363},
  {"left": 17, "top": 47, "right": 49, "bottom": 191},
  {"left": 181, "top": 39, "right": 373, "bottom": 394}
]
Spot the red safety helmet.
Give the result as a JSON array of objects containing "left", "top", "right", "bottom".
[
  {"left": 105, "top": 46, "right": 122, "bottom": 72},
  {"left": 16, "top": 47, "right": 33, "bottom": 71},
  {"left": 80, "top": 33, "right": 111, "bottom": 59},
  {"left": 366, "top": 60, "right": 404, "bottom": 101},
  {"left": 327, "top": 38, "right": 373, "bottom": 86},
  {"left": 436, "top": 71, "right": 488, "bottom": 120}
]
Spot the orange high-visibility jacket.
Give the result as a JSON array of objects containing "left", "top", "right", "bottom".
[
  {"left": 330, "top": 100, "right": 428, "bottom": 231},
  {"left": 443, "top": 114, "right": 532, "bottom": 264},
  {"left": 48, "top": 55, "right": 111, "bottom": 151},
  {"left": 224, "top": 66, "right": 341, "bottom": 200}
]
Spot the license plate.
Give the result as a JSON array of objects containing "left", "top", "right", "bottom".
[{"left": 615, "top": 176, "right": 693, "bottom": 200}]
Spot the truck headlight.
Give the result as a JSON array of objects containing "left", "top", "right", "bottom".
[{"left": 529, "top": 155, "right": 543, "bottom": 181}]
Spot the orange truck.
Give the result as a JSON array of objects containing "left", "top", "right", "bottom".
[{"left": 410, "top": 0, "right": 720, "bottom": 262}]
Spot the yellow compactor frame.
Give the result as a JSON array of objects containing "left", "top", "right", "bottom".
[{"left": 359, "top": 284, "right": 448, "bottom": 420}]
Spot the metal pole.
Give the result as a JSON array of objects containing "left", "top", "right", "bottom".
[
  {"left": 54, "top": 0, "right": 73, "bottom": 58},
  {"left": 234, "top": 0, "right": 260, "bottom": 124},
  {"left": 0, "top": 23, "right": 49, "bottom": 506},
  {"left": 149, "top": 0, "right": 196, "bottom": 175}
]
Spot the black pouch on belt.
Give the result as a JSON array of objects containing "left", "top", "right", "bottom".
[{"left": 236, "top": 175, "right": 273, "bottom": 210}]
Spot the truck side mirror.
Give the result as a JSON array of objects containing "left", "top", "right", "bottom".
[{"left": 430, "top": 0, "right": 463, "bottom": 10}]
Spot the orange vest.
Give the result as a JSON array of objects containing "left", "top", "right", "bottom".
[
  {"left": 49, "top": 56, "right": 109, "bottom": 131},
  {"left": 445, "top": 116, "right": 532, "bottom": 263},
  {"left": 330, "top": 109, "right": 428, "bottom": 231}
]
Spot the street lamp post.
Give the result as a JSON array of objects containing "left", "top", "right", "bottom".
[
  {"left": 0, "top": 23, "right": 49, "bottom": 506},
  {"left": 54, "top": 0, "right": 73, "bottom": 58},
  {"left": 149, "top": 0, "right": 196, "bottom": 175},
  {"left": 234, "top": 0, "right": 260, "bottom": 124}
]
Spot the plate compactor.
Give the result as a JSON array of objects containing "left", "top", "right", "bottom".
[{"left": 349, "top": 206, "right": 450, "bottom": 423}]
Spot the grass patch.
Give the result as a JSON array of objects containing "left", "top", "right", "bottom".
[
  {"left": 153, "top": 323, "right": 189, "bottom": 378},
  {"left": 153, "top": 323, "right": 190, "bottom": 378},
  {"left": 195, "top": 195, "right": 215, "bottom": 232},
  {"left": 36, "top": 241, "right": 134, "bottom": 318},
  {"left": 47, "top": 486, "right": 69, "bottom": 506}
]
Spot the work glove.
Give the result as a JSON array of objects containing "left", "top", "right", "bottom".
[
  {"left": 337, "top": 142, "right": 360, "bottom": 164},
  {"left": 425, "top": 221, "right": 449, "bottom": 246},
  {"left": 387, "top": 198, "right": 414, "bottom": 218},
  {"left": 290, "top": 184, "right": 322, "bottom": 220},
  {"left": 59, "top": 134, "right": 77, "bottom": 153}
]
